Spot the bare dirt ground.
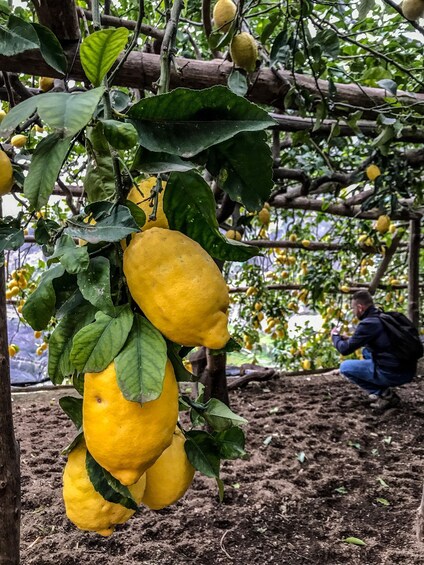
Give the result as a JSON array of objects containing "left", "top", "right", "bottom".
[{"left": 12, "top": 371, "right": 424, "bottom": 565}]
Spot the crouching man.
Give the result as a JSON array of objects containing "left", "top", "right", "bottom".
[{"left": 331, "top": 290, "right": 416, "bottom": 410}]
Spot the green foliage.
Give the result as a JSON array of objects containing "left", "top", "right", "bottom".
[{"left": 80, "top": 28, "right": 129, "bottom": 86}]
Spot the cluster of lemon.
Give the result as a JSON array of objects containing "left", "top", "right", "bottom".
[
  {"left": 64, "top": 177, "right": 231, "bottom": 536},
  {"left": 213, "top": 0, "right": 258, "bottom": 72}
]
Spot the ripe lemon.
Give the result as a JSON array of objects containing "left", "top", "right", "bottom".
[
  {"left": 83, "top": 361, "right": 179, "bottom": 486},
  {"left": 63, "top": 440, "right": 146, "bottom": 536},
  {"left": 225, "top": 229, "right": 242, "bottom": 241},
  {"left": 142, "top": 428, "right": 195, "bottom": 510},
  {"left": 127, "top": 177, "right": 168, "bottom": 231},
  {"left": 230, "top": 32, "right": 258, "bottom": 72},
  {"left": 0, "top": 150, "right": 13, "bottom": 195},
  {"left": 258, "top": 207, "right": 270, "bottom": 225},
  {"left": 123, "top": 228, "right": 230, "bottom": 349},
  {"left": 39, "top": 76, "right": 54, "bottom": 92},
  {"left": 366, "top": 164, "right": 381, "bottom": 181},
  {"left": 10, "top": 135, "right": 28, "bottom": 148},
  {"left": 0, "top": 110, "right": 6, "bottom": 123},
  {"left": 301, "top": 359, "right": 311, "bottom": 370},
  {"left": 375, "top": 215, "right": 390, "bottom": 234},
  {"left": 213, "top": 0, "right": 236, "bottom": 32},
  {"left": 402, "top": 0, "right": 424, "bottom": 20}
]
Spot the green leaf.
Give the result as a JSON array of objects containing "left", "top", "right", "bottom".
[
  {"left": 37, "top": 87, "right": 105, "bottom": 137},
  {"left": 70, "top": 306, "right": 133, "bottom": 373},
  {"left": 378, "top": 79, "right": 397, "bottom": 96},
  {"left": 22, "top": 264, "right": 65, "bottom": 330},
  {"left": 358, "top": 0, "right": 375, "bottom": 20},
  {"left": 59, "top": 396, "right": 83, "bottom": 429},
  {"left": 164, "top": 171, "right": 259, "bottom": 262},
  {"left": 203, "top": 398, "right": 248, "bottom": 432},
  {"left": 132, "top": 147, "right": 196, "bottom": 174},
  {"left": 115, "top": 314, "right": 168, "bottom": 403},
  {"left": 207, "top": 131, "right": 273, "bottom": 212},
  {"left": 184, "top": 430, "right": 220, "bottom": 478},
  {"left": 227, "top": 69, "right": 248, "bottom": 96},
  {"left": 101, "top": 119, "right": 138, "bottom": 149},
  {"left": 127, "top": 86, "right": 275, "bottom": 158},
  {"left": 77, "top": 256, "right": 115, "bottom": 316},
  {"left": 84, "top": 153, "right": 116, "bottom": 203},
  {"left": 65, "top": 204, "right": 139, "bottom": 243},
  {"left": 80, "top": 28, "right": 129, "bottom": 86},
  {"left": 0, "top": 222, "right": 24, "bottom": 253},
  {"left": 0, "top": 15, "right": 39, "bottom": 56},
  {"left": 48, "top": 302, "right": 97, "bottom": 384},
  {"left": 23, "top": 133, "right": 71, "bottom": 211},
  {"left": 0, "top": 87, "right": 104, "bottom": 138},
  {"left": 166, "top": 341, "right": 194, "bottom": 383},
  {"left": 214, "top": 427, "right": 246, "bottom": 460},
  {"left": 125, "top": 200, "right": 146, "bottom": 229},
  {"left": 342, "top": 537, "right": 366, "bottom": 546},
  {"left": 32, "top": 22, "right": 67, "bottom": 74},
  {"left": 48, "top": 234, "right": 89, "bottom": 274},
  {"left": 61, "top": 431, "right": 83, "bottom": 456},
  {"left": 86, "top": 450, "right": 138, "bottom": 511},
  {"left": 376, "top": 497, "right": 390, "bottom": 506}
]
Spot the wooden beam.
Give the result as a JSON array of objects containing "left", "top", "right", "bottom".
[
  {"left": 77, "top": 8, "right": 164, "bottom": 39},
  {"left": 2, "top": 49, "right": 424, "bottom": 112},
  {"left": 246, "top": 239, "right": 344, "bottom": 251},
  {"left": 33, "top": 0, "right": 80, "bottom": 43},
  {"left": 408, "top": 218, "right": 421, "bottom": 327}
]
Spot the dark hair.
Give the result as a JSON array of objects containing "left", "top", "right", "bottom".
[{"left": 352, "top": 289, "right": 374, "bottom": 306}]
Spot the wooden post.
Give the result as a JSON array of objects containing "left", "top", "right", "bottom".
[
  {"left": 368, "top": 231, "right": 404, "bottom": 295},
  {"left": 203, "top": 350, "right": 229, "bottom": 407},
  {"left": 408, "top": 218, "right": 421, "bottom": 327},
  {"left": 0, "top": 201, "right": 21, "bottom": 565}
]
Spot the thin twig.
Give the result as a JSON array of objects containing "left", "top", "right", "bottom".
[
  {"left": 156, "top": 0, "right": 184, "bottom": 94},
  {"left": 219, "top": 530, "right": 233, "bottom": 561}
]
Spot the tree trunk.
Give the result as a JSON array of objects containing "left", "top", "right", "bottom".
[
  {"left": 203, "top": 350, "right": 229, "bottom": 407},
  {"left": 407, "top": 218, "right": 421, "bottom": 327},
  {"left": 0, "top": 203, "right": 21, "bottom": 565}
]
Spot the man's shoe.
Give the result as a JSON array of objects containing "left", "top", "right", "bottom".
[{"left": 370, "top": 389, "right": 400, "bottom": 410}]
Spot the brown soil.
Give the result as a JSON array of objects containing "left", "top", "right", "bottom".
[{"left": 13, "top": 372, "right": 424, "bottom": 565}]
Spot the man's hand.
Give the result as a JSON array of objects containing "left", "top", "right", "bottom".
[{"left": 331, "top": 326, "right": 341, "bottom": 336}]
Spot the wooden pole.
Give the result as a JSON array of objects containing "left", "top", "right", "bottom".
[
  {"left": 0, "top": 201, "right": 21, "bottom": 565},
  {"left": 407, "top": 218, "right": 421, "bottom": 327},
  {"left": 368, "top": 231, "right": 404, "bottom": 295}
]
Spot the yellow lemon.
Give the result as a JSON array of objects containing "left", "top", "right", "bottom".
[
  {"left": 142, "top": 428, "right": 195, "bottom": 510},
  {"left": 0, "top": 110, "right": 6, "bottom": 123},
  {"left": 226, "top": 229, "right": 242, "bottom": 241},
  {"left": 246, "top": 286, "right": 258, "bottom": 296},
  {"left": 366, "top": 164, "right": 381, "bottom": 181},
  {"left": 375, "top": 215, "right": 391, "bottom": 234},
  {"left": 8, "top": 344, "right": 18, "bottom": 357},
  {"left": 258, "top": 207, "right": 270, "bottom": 225},
  {"left": 63, "top": 440, "right": 146, "bottom": 536},
  {"left": 213, "top": 0, "right": 236, "bottom": 32},
  {"left": 230, "top": 32, "right": 258, "bottom": 72},
  {"left": 0, "top": 149, "right": 13, "bottom": 195},
  {"left": 127, "top": 177, "right": 168, "bottom": 231},
  {"left": 288, "top": 234, "right": 297, "bottom": 243},
  {"left": 83, "top": 361, "right": 179, "bottom": 486},
  {"left": 123, "top": 228, "right": 230, "bottom": 349},
  {"left": 39, "top": 76, "right": 55, "bottom": 92},
  {"left": 301, "top": 359, "right": 311, "bottom": 370},
  {"left": 340, "top": 285, "right": 350, "bottom": 293},
  {"left": 302, "top": 239, "right": 311, "bottom": 248},
  {"left": 10, "top": 135, "right": 28, "bottom": 148}
]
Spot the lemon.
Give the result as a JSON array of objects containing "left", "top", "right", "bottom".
[
  {"left": 127, "top": 177, "right": 168, "bottom": 231},
  {"left": 340, "top": 285, "right": 350, "bottom": 293},
  {"left": 213, "top": 0, "right": 236, "bottom": 32},
  {"left": 375, "top": 215, "right": 391, "bottom": 234},
  {"left": 142, "top": 428, "right": 195, "bottom": 510},
  {"left": 123, "top": 228, "right": 230, "bottom": 349},
  {"left": 39, "top": 76, "right": 55, "bottom": 92},
  {"left": 11, "top": 135, "right": 28, "bottom": 148},
  {"left": 401, "top": 0, "right": 424, "bottom": 20},
  {"left": 8, "top": 345, "right": 18, "bottom": 357},
  {"left": 0, "top": 149, "right": 13, "bottom": 195},
  {"left": 246, "top": 286, "right": 258, "bottom": 296},
  {"left": 301, "top": 359, "right": 311, "bottom": 371},
  {"left": 366, "top": 164, "right": 381, "bottom": 181},
  {"left": 225, "top": 229, "right": 242, "bottom": 241},
  {"left": 230, "top": 32, "right": 258, "bottom": 72},
  {"left": 302, "top": 239, "right": 311, "bottom": 248},
  {"left": 0, "top": 110, "right": 6, "bottom": 123},
  {"left": 288, "top": 234, "right": 297, "bottom": 242},
  {"left": 83, "top": 360, "right": 179, "bottom": 486},
  {"left": 63, "top": 440, "right": 146, "bottom": 536},
  {"left": 258, "top": 207, "right": 270, "bottom": 225}
]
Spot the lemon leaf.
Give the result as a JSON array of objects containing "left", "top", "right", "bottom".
[
  {"left": 86, "top": 450, "right": 138, "bottom": 511},
  {"left": 80, "top": 28, "right": 129, "bottom": 87},
  {"left": 59, "top": 396, "right": 83, "bottom": 429},
  {"left": 70, "top": 306, "right": 133, "bottom": 373},
  {"left": 184, "top": 430, "right": 221, "bottom": 478},
  {"left": 48, "top": 234, "right": 89, "bottom": 274},
  {"left": 76, "top": 256, "right": 115, "bottom": 316},
  {"left": 342, "top": 537, "right": 366, "bottom": 546},
  {"left": 22, "top": 264, "right": 65, "bottom": 330},
  {"left": 115, "top": 314, "right": 167, "bottom": 403},
  {"left": 214, "top": 427, "right": 246, "bottom": 460},
  {"left": 203, "top": 398, "right": 248, "bottom": 431}
]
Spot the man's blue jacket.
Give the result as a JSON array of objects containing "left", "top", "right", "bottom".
[{"left": 332, "top": 305, "right": 416, "bottom": 372}]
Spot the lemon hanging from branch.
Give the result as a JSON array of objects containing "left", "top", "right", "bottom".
[
  {"left": 0, "top": 150, "right": 13, "bottom": 195},
  {"left": 213, "top": 0, "right": 237, "bottom": 32},
  {"left": 230, "top": 32, "right": 258, "bottom": 72}
]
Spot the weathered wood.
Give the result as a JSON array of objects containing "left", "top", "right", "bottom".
[
  {"left": 33, "top": 0, "right": 80, "bottom": 43},
  {"left": 77, "top": 8, "right": 164, "bottom": 39},
  {"left": 271, "top": 194, "right": 422, "bottom": 221},
  {"left": 368, "top": 231, "right": 404, "bottom": 295},
  {"left": 203, "top": 350, "right": 229, "bottom": 407},
  {"left": 407, "top": 219, "right": 421, "bottom": 327},
  {"left": 2, "top": 50, "right": 424, "bottom": 112},
  {"left": 246, "top": 239, "right": 344, "bottom": 251},
  {"left": 227, "top": 367, "right": 339, "bottom": 390},
  {"left": 0, "top": 203, "right": 21, "bottom": 565}
]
